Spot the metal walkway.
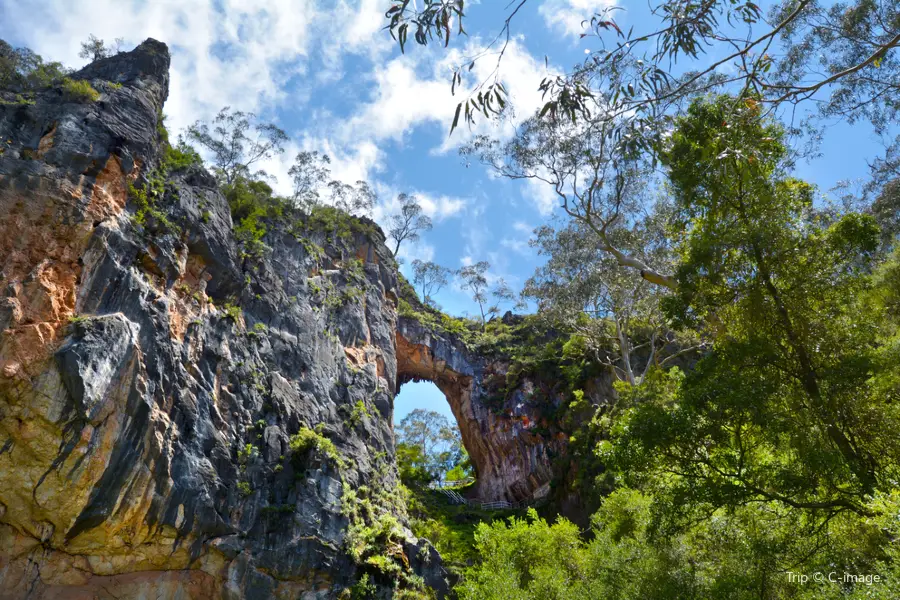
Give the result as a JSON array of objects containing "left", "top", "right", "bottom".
[{"left": 434, "top": 486, "right": 531, "bottom": 511}]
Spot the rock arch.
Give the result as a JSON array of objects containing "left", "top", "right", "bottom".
[{"left": 394, "top": 316, "right": 562, "bottom": 503}]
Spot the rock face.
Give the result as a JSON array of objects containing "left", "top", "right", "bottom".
[
  {"left": 0, "top": 39, "right": 573, "bottom": 598},
  {"left": 396, "top": 318, "right": 569, "bottom": 503}
]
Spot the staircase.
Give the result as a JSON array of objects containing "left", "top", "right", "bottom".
[{"left": 434, "top": 487, "right": 530, "bottom": 511}]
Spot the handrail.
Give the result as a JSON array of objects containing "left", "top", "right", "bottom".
[
  {"left": 428, "top": 477, "right": 476, "bottom": 489},
  {"left": 431, "top": 484, "right": 540, "bottom": 511}
]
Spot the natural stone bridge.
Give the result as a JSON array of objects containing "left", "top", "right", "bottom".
[{"left": 395, "top": 316, "right": 563, "bottom": 503}]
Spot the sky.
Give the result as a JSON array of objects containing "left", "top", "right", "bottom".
[{"left": 0, "top": 0, "right": 893, "bottom": 426}]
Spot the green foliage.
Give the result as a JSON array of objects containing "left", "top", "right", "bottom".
[
  {"left": 396, "top": 409, "right": 467, "bottom": 481},
  {"left": 67, "top": 314, "right": 89, "bottom": 325},
  {"left": 219, "top": 175, "right": 377, "bottom": 262},
  {"left": 222, "top": 303, "right": 242, "bottom": 322},
  {"left": 127, "top": 121, "right": 200, "bottom": 235},
  {"left": 343, "top": 573, "right": 376, "bottom": 599},
  {"left": 237, "top": 443, "right": 258, "bottom": 475},
  {"left": 620, "top": 95, "right": 900, "bottom": 518},
  {"left": 163, "top": 140, "right": 202, "bottom": 171},
  {"left": 0, "top": 93, "right": 34, "bottom": 106},
  {"left": 221, "top": 177, "right": 284, "bottom": 258},
  {"left": 578, "top": 96, "right": 900, "bottom": 596},
  {"left": 128, "top": 170, "right": 179, "bottom": 235},
  {"left": 341, "top": 459, "right": 429, "bottom": 594},
  {"left": 60, "top": 77, "right": 100, "bottom": 102},
  {"left": 444, "top": 465, "right": 467, "bottom": 482},
  {"left": 246, "top": 322, "right": 268, "bottom": 340},
  {"left": 457, "top": 488, "right": 899, "bottom": 600},
  {"left": 0, "top": 39, "right": 69, "bottom": 92},
  {"left": 405, "top": 484, "right": 519, "bottom": 577},
  {"left": 456, "top": 508, "right": 591, "bottom": 600},
  {"left": 397, "top": 293, "right": 501, "bottom": 352},
  {"left": 396, "top": 442, "right": 433, "bottom": 487},
  {"left": 236, "top": 441, "right": 256, "bottom": 498},
  {"left": 449, "top": 95, "right": 900, "bottom": 600},
  {"left": 306, "top": 203, "right": 378, "bottom": 244},
  {"left": 344, "top": 400, "right": 371, "bottom": 429},
  {"left": 289, "top": 426, "right": 343, "bottom": 470}
]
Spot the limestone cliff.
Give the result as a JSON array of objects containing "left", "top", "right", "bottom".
[{"left": 0, "top": 39, "right": 593, "bottom": 599}]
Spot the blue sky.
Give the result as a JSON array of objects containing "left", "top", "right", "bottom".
[{"left": 0, "top": 0, "right": 892, "bottom": 425}]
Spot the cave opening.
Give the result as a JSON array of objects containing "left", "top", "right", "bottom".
[{"left": 393, "top": 379, "right": 475, "bottom": 486}]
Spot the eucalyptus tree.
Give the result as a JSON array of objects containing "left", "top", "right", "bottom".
[
  {"left": 524, "top": 211, "right": 698, "bottom": 386},
  {"left": 411, "top": 259, "right": 451, "bottom": 307},
  {"left": 327, "top": 179, "right": 377, "bottom": 216},
  {"left": 386, "top": 0, "right": 900, "bottom": 223},
  {"left": 457, "top": 261, "right": 490, "bottom": 325},
  {"left": 0, "top": 40, "right": 68, "bottom": 91},
  {"left": 464, "top": 116, "right": 675, "bottom": 289},
  {"left": 610, "top": 95, "right": 900, "bottom": 521},
  {"left": 388, "top": 193, "right": 433, "bottom": 256},
  {"left": 873, "top": 178, "right": 900, "bottom": 249},
  {"left": 396, "top": 408, "right": 464, "bottom": 480},
  {"left": 186, "top": 106, "right": 288, "bottom": 186},
  {"left": 78, "top": 34, "right": 124, "bottom": 62},
  {"left": 384, "top": 1, "right": 900, "bottom": 142},
  {"left": 457, "top": 261, "right": 514, "bottom": 329},
  {"left": 288, "top": 150, "right": 331, "bottom": 211}
]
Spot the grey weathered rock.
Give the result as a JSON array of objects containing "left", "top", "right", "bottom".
[{"left": 0, "top": 38, "right": 588, "bottom": 598}]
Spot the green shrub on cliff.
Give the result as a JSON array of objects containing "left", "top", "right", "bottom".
[
  {"left": 289, "top": 426, "right": 342, "bottom": 469},
  {"left": 60, "top": 77, "right": 99, "bottom": 102},
  {"left": 163, "top": 140, "right": 202, "bottom": 171}
]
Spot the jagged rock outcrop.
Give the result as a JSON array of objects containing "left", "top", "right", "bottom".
[
  {"left": 0, "top": 39, "right": 582, "bottom": 599},
  {"left": 396, "top": 318, "right": 569, "bottom": 503}
]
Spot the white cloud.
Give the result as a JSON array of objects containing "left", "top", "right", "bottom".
[
  {"left": 314, "top": 0, "right": 395, "bottom": 83},
  {"left": 397, "top": 240, "right": 435, "bottom": 266},
  {"left": 525, "top": 177, "right": 559, "bottom": 216},
  {"left": 254, "top": 136, "right": 386, "bottom": 199},
  {"left": 538, "top": 0, "right": 618, "bottom": 38},
  {"left": 372, "top": 187, "right": 466, "bottom": 224},
  {"left": 513, "top": 221, "right": 533, "bottom": 234},
  {"left": 499, "top": 220, "right": 535, "bottom": 257},
  {"left": 337, "top": 37, "right": 556, "bottom": 152},
  {"left": 500, "top": 237, "right": 530, "bottom": 255},
  {"left": 416, "top": 194, "right": 467, "bottom": 221}
]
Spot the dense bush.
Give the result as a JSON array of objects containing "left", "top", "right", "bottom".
[
  {"left": 457, "top": 489, "right": 900, "bottom": 600},
  {"left": 60, "top": 77, "right": 99, "bottom": 102},
  {"left": 396, "top": 442, "right": 434, "bottom": 486},
  {"left": 289, "top": 426, "right": 342, "bottom": 469},
  {"left": 0, "top": 39, "right": 68, "bottom": 92}
]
